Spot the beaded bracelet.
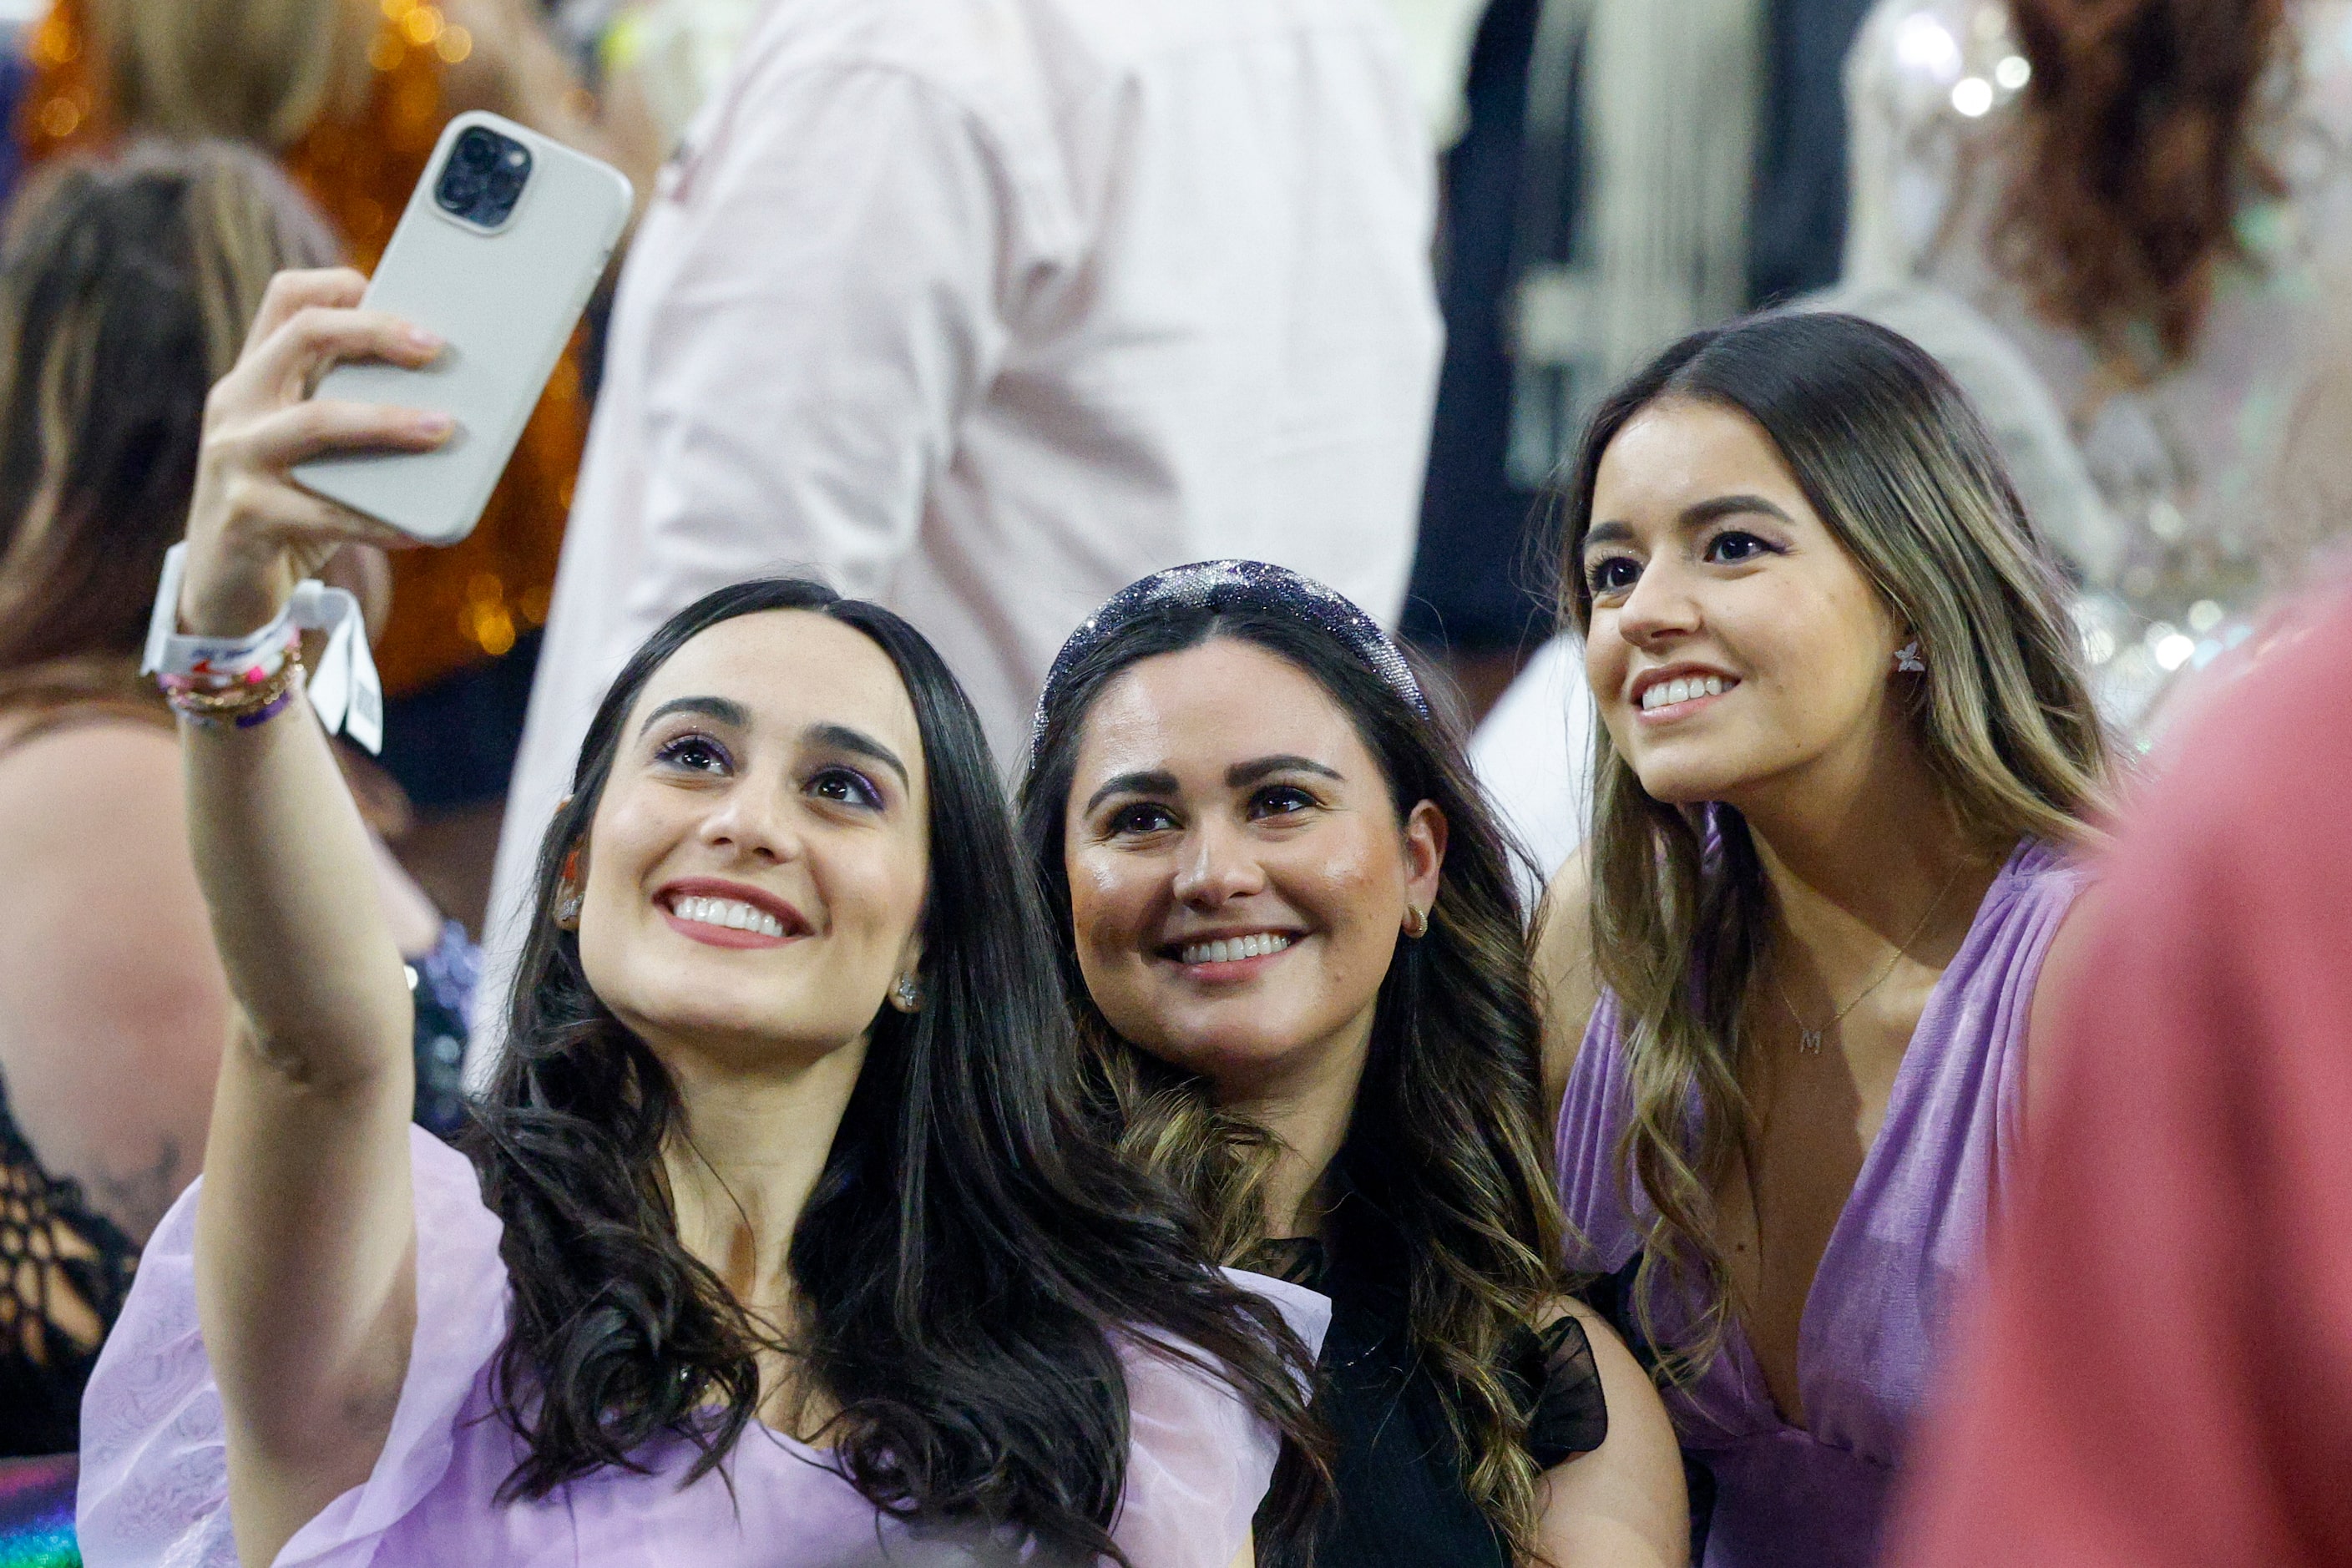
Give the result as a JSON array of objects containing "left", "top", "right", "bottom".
[
  {"left": 139, "top": 543, "right": 384, "bottom": 753},
  {"left": 164, "top": 650, "right": 306, "bottom": 731}
]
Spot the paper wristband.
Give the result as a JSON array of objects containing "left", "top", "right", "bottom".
[{"left": 141, "top": 542, "right": 385, "bottom": 754}]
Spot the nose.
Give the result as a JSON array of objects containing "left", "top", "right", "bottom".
[
  {"left": 1171, "top": 816, "right": 1266, "bottom": 909},
  {"left": 695, "top": 779, "right": 803, "bottom": 866},
  {"left": 1614, "top": 553, "right": 1703, "bottom": 650}
]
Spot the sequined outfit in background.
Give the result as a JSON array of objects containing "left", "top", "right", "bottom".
[
  {"left": 1844, "top": 0, "right": 2352, "bottom": 724},
  {"left": 17, "top": 0, "right": 588, "bottom": 716}
]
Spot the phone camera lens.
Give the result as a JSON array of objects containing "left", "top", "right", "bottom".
[{"left": 434, "top": 126, "right": 533, "bottom": 228}]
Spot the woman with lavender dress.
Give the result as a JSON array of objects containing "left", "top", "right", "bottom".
[
  {"left": 74, "top": 268, "right": 1323, "bottom": 1568},
  {"left": 1536, "top": 313, "right": 2113, "bottom": 1567}
]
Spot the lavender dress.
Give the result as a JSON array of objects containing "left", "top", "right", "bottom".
[
  {"left": 75, "top": 1127, "right": 1327, "bottom": 1568},
  {"left": 1555, "top": 839, "right": 2087, "bottom": 1568}
]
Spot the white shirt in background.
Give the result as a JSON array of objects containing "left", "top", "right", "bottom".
[
  {"left": 1469, "top": 633, "right": 1592, "bottom": 897},
  {"left": 475, "top": 0, "right": 1441, "bottom": 1066}
]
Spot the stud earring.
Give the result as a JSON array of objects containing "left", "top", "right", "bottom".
[
  {"left": 1402, "top": 905, "right": 1429, "bottom": 939},
  {"left": 890, "top": 974, "right": 923, "bottom": 1013},
  {"left": 1894, "top": 641, "right": 1925, "bottom": 674}
]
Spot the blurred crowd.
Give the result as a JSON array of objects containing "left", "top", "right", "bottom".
[{"left": 0, "top": 0, "right": 2348, "bottom": 1565}]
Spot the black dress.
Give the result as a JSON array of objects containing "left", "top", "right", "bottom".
[{"left": 1259, "top": 1205, "right": 1611, "bottom": 1567}]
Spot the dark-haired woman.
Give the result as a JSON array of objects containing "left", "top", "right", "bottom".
[
  {"left": 1539, "top": 312, "right": 2112, "bottom": 1568},
  {"left": 1843, "top": 0, "right": 2352, "bottom": 724},
  {"left": 1020, "top": 563, "right": 1686, "bottom": 1568},
  {"left": 76, "top": 271, "right": 1322, "bottom": 1568}
]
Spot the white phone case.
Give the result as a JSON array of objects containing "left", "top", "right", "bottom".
[{"left": 292, "top": 112, "right": 632, "bottom": 544}]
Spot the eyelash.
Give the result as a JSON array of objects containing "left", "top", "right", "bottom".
[
  {"left": 654, "top": 736, "right": 882, "bottom": 810},
  {"left": 808, "top": 766, "right": 882, "bottom": 810},
  {"left": 1100, "top": 784, "right": 1319, "bottom": 837},
  {"left": 655, "top": 731, "right": 732, "bottom": 773},
  {"left": 1584, "top": 529, "right": 1782, "bottom": 595}
]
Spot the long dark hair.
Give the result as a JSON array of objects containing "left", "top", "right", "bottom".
[
  {"left": 1019, "top": 604, "right": 1566, "bottom": 1560},
  {"left": 0, "top": 141, "right": 336, "bottom": 680},
  {"left": 1556, "top": 311, "right": 2107, "bottom": 1373},
  {"left": 1995, "top": 0, "right": 2289, "bottom": 372},
  {"left": 468, "top": 579, "right": 1321, "bottom": 1560}
]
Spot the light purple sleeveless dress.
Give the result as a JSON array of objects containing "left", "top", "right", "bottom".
[
  {"left": 1555, "top": 838, "right": 2088, "bottom": 1568},
  {"left": 74, "top": 1126, "right": 1328, "bottom": 1568}
]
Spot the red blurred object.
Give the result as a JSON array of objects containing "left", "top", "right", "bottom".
[{"left": 1889, "top": 584, "right": 2352, "bottom": 1568}]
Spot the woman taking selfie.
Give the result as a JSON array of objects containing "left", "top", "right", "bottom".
[
  {"left": 1540, "top": 312, "right": 2110, "bottom": 1567},
  {"left": 77, "top": 271, "right": 1320, "bottom": 1568},
  {"left": 1021, "top": 563, "right": 1687, "bottom": 1568}
]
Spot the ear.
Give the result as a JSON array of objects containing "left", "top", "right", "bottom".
[{"left": 1400, "top": 799, "right": 1448, "bottom": 927}]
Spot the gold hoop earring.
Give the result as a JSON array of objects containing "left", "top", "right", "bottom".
[{"left": 1403, "top": 905, "right": 1429, "bottom": 939}]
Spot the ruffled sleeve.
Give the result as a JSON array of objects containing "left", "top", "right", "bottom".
[
  {"left": 78, "top": 1125, "right": 512, "bottom": 1568},
  {"left": 1110, "top": 1268, "right": 1330, "bottom": 1568}
]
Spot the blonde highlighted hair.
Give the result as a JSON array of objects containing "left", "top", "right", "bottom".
[{"left": 1555, "top": 311, "right": 2110, "bottom": 1374}]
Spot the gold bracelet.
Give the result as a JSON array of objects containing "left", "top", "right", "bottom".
[{"left": 167, "top": 651, "right": 305, "bottom": 729}]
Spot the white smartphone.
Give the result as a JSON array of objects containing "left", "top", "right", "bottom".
[{"left": 292, "top": 111, "right": 632, "bottom": 544}]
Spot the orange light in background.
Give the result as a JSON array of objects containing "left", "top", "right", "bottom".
[
  {"left": 401, "top": 5, "right": 443, "bottom": 48},
  {"left": 368, "top": 33, "right": 404, "bottom": 71},
  {"left": 435, "top": 24, "right": 472, "bottom": 63},
  {"left": 38, "top": 96, "right": 81, "bottom": 138},
  {"left": 463, "top": 574, "right": 518, "bottom": 657}
]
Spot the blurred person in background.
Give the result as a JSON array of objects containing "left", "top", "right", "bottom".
[
  {"left": 1843, "top": 0, "right": 2352, "bottom": 726},
  {"left": 0, "top": 144, "right": 468, "bottom": 1467},
  {"left": 479, "top": 0, "right": 1444, "bottom": 1064},
  {"left": 18, "top": 0, "right": 661, "bottom": 928},
  {"left": 1885, "top": 577, "right": 2352, "bottom": 1566},
  {"left": 1538, "top": 314, "right": 2111, "bottom": 1567}
]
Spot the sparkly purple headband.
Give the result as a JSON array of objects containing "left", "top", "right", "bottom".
[{"left": 1031, "top": 559, "right": 1429, "bottom": 763}]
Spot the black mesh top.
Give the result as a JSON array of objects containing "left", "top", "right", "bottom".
[{"left": 0, "top": 1075, "right": 139, "bottom": 1459}]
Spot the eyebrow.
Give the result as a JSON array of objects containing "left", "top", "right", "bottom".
[
  {"left": 638, "top": 695, "right": 748, "bottom": 736},
  {"left": 637, "top": 700, "right": 911, "bottom": 789},
  {"left": 1227, "top": 754, "right": 1343, "bottom": 788},
  {"left": 1081, "top": 754, "right": 1343, "bottom": 815},
  {"left": 1582, "top": 493, "right": 1796, "bottom": 554},
  {"left": 806, "top": 721, "right": 911, "bottom": 789},
  {"left": 1085, "top": 767, "right": 1180, "bottom": 815}
]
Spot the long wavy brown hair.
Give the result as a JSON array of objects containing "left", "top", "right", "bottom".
[
  {"left": 1021, "top": 608, "right": 1567, "bottom": 1564},
  {"left": 1558, "top": 313, "right": 2110, "bottom": 1376},
  {"left": 1995, "top": 0, "right": 2290, "bottom": 373}
]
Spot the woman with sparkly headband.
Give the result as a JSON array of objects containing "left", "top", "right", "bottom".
[
  {"left": 76, "top": 271, "right": 1326, "bottom": 1568},
  {"left": 1019, "top": 562, "right": 1687, "bottom": 1568},
  {"left": 1540, "top": 312, "right": 2111, "bottom": 1567}
]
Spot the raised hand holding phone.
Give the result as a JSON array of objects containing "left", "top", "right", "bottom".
[{"left": 291, "top": 111, "right": 632, "bottom": 544}]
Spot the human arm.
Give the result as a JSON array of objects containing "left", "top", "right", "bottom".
[
  {"left": 1529, "top": 1302, "right": 1688, "bottom": 1568},
  {"left": 1535, "top": 848, "right": 1597, "bottom": 1127},
  {"left": 173, "top": 269, "right": 457, "bottom": 1568}
]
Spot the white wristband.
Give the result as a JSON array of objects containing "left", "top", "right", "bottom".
[{"left": 141, "top": 542, "right": 385, "bottom": 754}]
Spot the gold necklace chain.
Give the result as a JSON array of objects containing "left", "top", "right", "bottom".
[{"left": 1770, "top": 857, "right": 1968, "bottom": 1055}]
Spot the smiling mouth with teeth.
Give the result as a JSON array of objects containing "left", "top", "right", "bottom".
[
  {"left": 1171, "top": 932, "right": 1297, "bottom": 967},
  {"left": 669, "top": 894, "right": 789, "bottom": 938},
  {"left": 1639, "top": 674, "right": 1732, "bottom": 713}
]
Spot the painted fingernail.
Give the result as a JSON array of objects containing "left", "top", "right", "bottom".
[
  {"left": 416, "top": 412, "right": 456, "bottom": 437},
  {"left": 406, "top": 326, "right": 445, "bottom": 352}
]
